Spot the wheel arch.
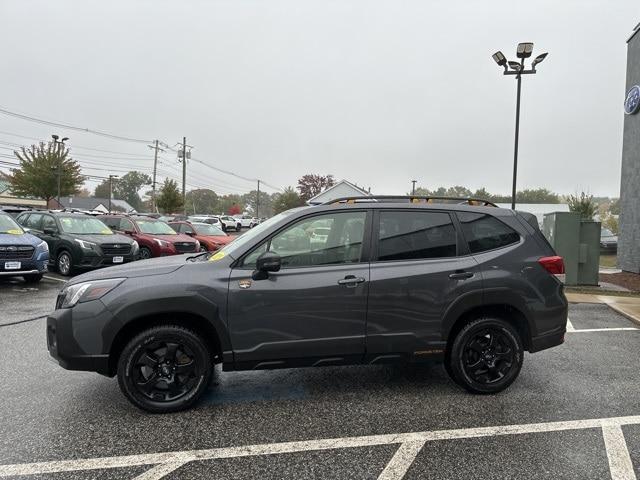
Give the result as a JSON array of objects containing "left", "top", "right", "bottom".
[
  {"left": 442, "top": 290, "right": 533, "bottom": 352},
  {"left": 107, "top": 310, "right": 229, "bottom": 377}
]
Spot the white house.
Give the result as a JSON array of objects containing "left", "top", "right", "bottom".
[{"left": 307, "top": 180, "right": 371, "bottom": 205}]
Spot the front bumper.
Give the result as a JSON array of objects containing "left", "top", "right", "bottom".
[
  {"left": 74, "top": 250, "right": 137, "bottom": 269},
  {"left": 0, "top": 257, "right": 48, "bottom": 276},
  {"left": 46, "top": 300, "right": 114, "bottom": 376}
]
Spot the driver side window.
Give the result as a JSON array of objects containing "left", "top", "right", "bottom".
[{"left": 241, "top": 211, "right": 367, "bottom": 269}]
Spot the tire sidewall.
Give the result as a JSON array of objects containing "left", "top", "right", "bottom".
[
  {"left": 449, "top": 318, "right": 523, "bottom": 394},
  {"left": 139, "top": 247, "right": 152, "bottom": 260},
  {"left": 117, "top": 327, "right": 212, "bottom": 413}
]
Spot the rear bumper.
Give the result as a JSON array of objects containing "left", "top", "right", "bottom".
[{"left": 529, "top": 329, "right": 565, "bottom": 353}]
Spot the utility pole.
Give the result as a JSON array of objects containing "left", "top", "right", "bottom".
[
  {"left": 148, "top": 140, "right": 165, "bottom": 212},
  {"left": 108, "top": 175, "right": 118, "bottom": 213},
  {"left": 182, "top": 136, "right": 187, "bottom": 215},
  {"left": 256, "top": 180, "right": 260, "bottom": 219},
  {"left": 411, "top": 180, "right": 417, "bottom": 196}
]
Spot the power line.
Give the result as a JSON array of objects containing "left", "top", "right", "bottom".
[{"left": 0, "top": 106, "right": 153, "bottom": 144}]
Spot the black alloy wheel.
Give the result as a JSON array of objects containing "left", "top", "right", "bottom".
[
  {"left": 118, "top": 325, "right": 212, "bottom": 413},
  {"left": 447, "top": 318, "right": 523, "bottom": 394},
  {"left": 139, "top": 246, "right": 152, "bottom": 260}
]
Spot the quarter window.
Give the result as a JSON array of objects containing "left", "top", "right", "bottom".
[
  {"left": 119, "top": 218, "right": 135, "bottom": 232},
  {"left": 42, "top": 215, "right": 57, "bottom": 231},
  {"left": 377, "top": 211, "right": 457, "bottom": 261},
  {"left": 242, "top": 211, "right": 367, "bottom": 268},
  {"left": 23, "top": 213, "right": 43, "bottom": 230},
  {"left": 457, "top": 212, "right": 520, "bottom": 253}
]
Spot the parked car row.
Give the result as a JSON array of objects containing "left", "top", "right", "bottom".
[
  {"left": 155, "top": 214, "right": 259, "bottom": 232},
  {"left": 0, "top": 210, "right": 235, "bottom": 280}
]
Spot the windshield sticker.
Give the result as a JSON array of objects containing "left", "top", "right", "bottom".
[
  {"left": 6, "top": 229, "right": 23, "bottom": 235},
  {"left": 101, "top": 229, "right": 112, "bottom": 234},
  {"left": 208, "top": 251, "right": 226, "bottom": 262}
]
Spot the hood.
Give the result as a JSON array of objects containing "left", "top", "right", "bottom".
[
  {"left": 0, "top": 231, "right": 44, "bottom": 247},
  {"left": 143, "top": 233, "right": 196, "bottom": 244},
  {"left": 71, "top": 233, "right": 135, "bottom": 245},
  {"left": 67, "top": 254, "right": 190, "bottom": 285}
]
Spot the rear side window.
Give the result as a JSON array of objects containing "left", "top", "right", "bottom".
[
  {"left": 457, "top": 212, "right": 520, "bottom": 253},
  {"left": 377, "top": 211, "right": 457, "bottom": 261},
  {"left": 23, "top": 213, "right": 43, "bottom": 230},
  {"left": 119, "top": 218, "right": 135, "bottom": 232}
]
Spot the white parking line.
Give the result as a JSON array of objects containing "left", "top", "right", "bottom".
[
  {"left": 603, "top": 425, "right": 637, "bottom": 480},
  {"left": 565, "top": 317, "right": 639, "bottom": 333},
  {"left": 43, "top": 275, "right": 66, "bottom": 283},
  {"left": 0, "top": 415, "right": 638, "bottom": 479},
  {"left": 566, "top": 318, "right": 576, "bottom": 332}
]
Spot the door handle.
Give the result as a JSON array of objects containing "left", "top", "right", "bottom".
[
  {"left": 449, "top": 271, "right": 474, "bottom": 280},
  {"left": 338, "top": 275, "right": 366, "bottom": 287}
]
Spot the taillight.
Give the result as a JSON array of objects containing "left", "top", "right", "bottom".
[{"left": 538, "top": 256, "right": 565, "bottom": 274}]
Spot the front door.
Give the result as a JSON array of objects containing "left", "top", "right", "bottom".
[
  {"left": 227, "top": 210, "right": 371, "bottom": 369},
  {"left": 366, "top": 209, "right": 482, "bottom": 361}
]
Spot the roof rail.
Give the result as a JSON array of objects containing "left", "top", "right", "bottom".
[{"left": 323, "top": 195, "right": 498, "bottom": 207}]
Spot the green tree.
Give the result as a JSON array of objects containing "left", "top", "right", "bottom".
[
  {"left": 185, "top": 189, "right": 219, "bottom": 215},
  {"left": 94, "top": 180, "right": 111, "bottom": 199},
  {"left": 516, "top": 188, "right": 559, "bottom": 203},
  {"left": 567, "top": 192, "right": 597, "bottom": 220},
  {"left": 10, "top": 142, "right": 83, "bottom": 202},
  {"left": 297, "top": 174, "right": 335, "bottom": 202},
  {"left": 93, "top": 172, "right": 150, "bottom": 210},
  {"left": 156, "top": 179, "right": 183, "bottom": 214},
  {"left": 273, "top": 187, "right": 303, "bottom": 214},
  {"left": 242, "top": 189, "right": 274, "bottom": 217},
  {"left": 609, "top": 198, "right": 620, "bottom": 216}
]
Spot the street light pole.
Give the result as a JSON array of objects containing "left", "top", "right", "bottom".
[
  {"left": 491, "top": 44, "right": 548, "bottom": 210},
  {"left": 511, "top": 67, "right": 522, "bottom": 210},
  {"left": 411, "top": 180, "right": 417, "bottom": 196},
  {"left": 51, "top": 135, "right": 69, "bottom": 207}
]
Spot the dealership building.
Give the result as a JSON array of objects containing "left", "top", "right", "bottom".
[{"left": 619, "top": 22, "right": 640, "bottom": 273}]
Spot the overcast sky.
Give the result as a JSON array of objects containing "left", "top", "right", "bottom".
[{"left": 1, "top": 0, "right": 638, "bottom": 198}]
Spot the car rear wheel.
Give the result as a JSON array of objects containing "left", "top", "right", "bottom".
[
  {"left": 199, "top": 245, "right": 207, "bottom": 252},
  {"left": 117, "top": 325, "right": 213, "bottom": 413},
  {"left": 139, "top": 246, "right": 152, "bottom": 260},
  {"left": 447, "top": 317, "right": 523, "bottom": 394},
  {"left": 23, "top": 274, "right": 43, "bottom": 283},
  {"left": 56, "top": 251, "right": 73, "bottom": 276}
]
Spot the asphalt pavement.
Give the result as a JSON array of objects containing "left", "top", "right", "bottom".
[{"left": 0, "top": 284, "right": 639, "bottom": 479}]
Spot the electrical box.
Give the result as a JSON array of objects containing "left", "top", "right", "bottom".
[{"left": 543, "top": 212, "right": 600, "bottom": 286}]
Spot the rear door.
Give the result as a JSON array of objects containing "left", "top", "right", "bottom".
[
  {"left": 366, "top": 209, "right": 482, "bottom": 361},
  {"left": 227, "top": 209, "right": 371, "bottom": 369}
]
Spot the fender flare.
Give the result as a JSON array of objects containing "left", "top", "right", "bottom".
[{"left": 441, "top": 288, "right": 534, "bottom": 341}]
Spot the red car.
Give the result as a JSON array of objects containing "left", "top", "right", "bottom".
[
  {"left": 101, "top": 215, "right": 199, "bottom": 259},
  {"left": 169, "top": 221, "right": 233, "bottom": 252}
]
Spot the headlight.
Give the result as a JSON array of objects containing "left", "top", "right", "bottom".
[
  {"left": 58, "top": 278, "right": 125, "bottom": 309},
  {"left": 75, "top": 239, "right": 98, "bottom": 251},
  {"left": 37, "top": 240, "right": 49, "bottom": 252},
  {"left": 154, "top": 238, "right": 170, "bottom": 247},
  {"left": 195, "top": 240, "right": 201, "bottom": 250}
]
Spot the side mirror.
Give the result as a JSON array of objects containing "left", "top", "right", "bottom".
[
  {"left": 124, "top": 230, "right": 135, "bottom": 236},
  {"left": 252, "top": 251, "right": 281, "bottom": 280},
  {"left": 185, "top": 231, "right": 195, "bottom": 237},
  {"left": 43, "top": 227, "right": 57, "bottom": 235}
]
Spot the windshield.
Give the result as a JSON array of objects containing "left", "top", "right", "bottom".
[
  {"left": 601, "top": 229, "right": 615, "bottom": 237},
  {"left": 136, "top": 219, "right": 177, "bottom": 235},
  {"left": 0, "top": 214, "right": 24, "bottom": 234},
  {"left": 59, "top": 216, "right": 113, "bottom": 235},
  {"left": 193, "top": 223, "right": 226, "bottom": 236},
  {"left": 216, "top": 209, "right": 301, "bottom": 257}
]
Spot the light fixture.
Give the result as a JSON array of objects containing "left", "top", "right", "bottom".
[
  {"left": 61, "top": 137, "right": 69, "bottom": 142},
  {"left": 492, "top": 51, "right": 507, "bottom": 66},
  {"left": 531, "top": 52, "right": 548, "bottom": 68},
  {"left": 508, "top": 61, "right": 522, "bottom": 71},
  {"left": 516, "top": 42, "right": 534, "bottom": 58},
  {"left": 51, "top": 134, "right": 59, "bottom": 141}
]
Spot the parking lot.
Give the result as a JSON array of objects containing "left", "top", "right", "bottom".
[{"left": 0, "top": 275, "right": 639, "bottom": 479}]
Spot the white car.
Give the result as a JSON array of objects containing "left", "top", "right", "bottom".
[
  {"left": 218, "top": 215, "right": 241, "bottom": 232},
  {"left": 188, "top": 216, "right": 221, "bottom": 227},
  {"left": 234, "top": 215, "right": 258, "bottom": 229}
]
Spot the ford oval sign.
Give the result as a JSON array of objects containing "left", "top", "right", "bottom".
[{"left": 624, "top": 85, "right": 640, "bottom": 115}]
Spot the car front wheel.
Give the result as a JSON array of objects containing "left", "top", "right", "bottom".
[
  {"left": 139, "top": 246, "right": 152, "bottom": 260},
  {"left": 57, "top": 251, "right": 73, "bottom": 276},
  {"left": 447, "top": 317, "right": 523, "bottom": 394},
  {"left": 117, "top": 325, "right": 213, "bottom": 413}
]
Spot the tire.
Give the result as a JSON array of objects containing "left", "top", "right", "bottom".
[
  {"left": 236, "top": 225, "right": 241, "bottom": 232},
  {"left": 23, "top": 274, "right": 43, "bottom": 284},
  {"left": 199, "top": 245, "right": 207, "bottom": 252},
  {"left": 56, "top": 250, "right": 73, "bottom": 276},
  {"left": 447, "top": 317, "right": 523, "bottom": 394},
  {"left": 117, "top": 325, "right": 213, "bottom": 413},
  {"left": 221, "top": 224, "right": 227, "bottom": 232},
  {"left": 139, "top": 246, "right": 152, "bottom": 260}
]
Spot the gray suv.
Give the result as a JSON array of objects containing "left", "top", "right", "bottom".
[{"left": 46, "top": 196, "right": 567, "bottom": 412}]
